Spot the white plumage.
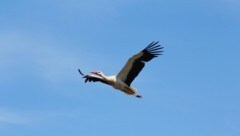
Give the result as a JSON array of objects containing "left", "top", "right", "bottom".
[{"left": 78, "top": 41, "right": 163, "bottom": 98}]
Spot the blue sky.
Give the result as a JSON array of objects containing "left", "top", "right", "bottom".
[{"left": 0, "top": 0, "right": 240, "bottom": 136}]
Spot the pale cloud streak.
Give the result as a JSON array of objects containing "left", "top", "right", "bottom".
[
  {"left": 0, "top": 108, "right": 30, "bottom": 125},
  {"left": 216, "top": 0, "right": 240, "bottom": 13},
  {"left": 0, "top": 108, "right": 79, "bottom": 126},
  {"left": 225, "top": 111, "right": 240, "bottom": 134},
  {"left": 56, "top": 0, "right": 134, "bottom": 12},
  {"left": 0, "top": 30, "right": 87, "bottom": 86}
]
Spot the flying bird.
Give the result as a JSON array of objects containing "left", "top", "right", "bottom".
[{"left": 78, "top": 41, "right": 163, "bottom": 98}]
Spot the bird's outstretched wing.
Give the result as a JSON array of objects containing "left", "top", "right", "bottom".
[
  {"left": 117, "top": 41, "right": 163, "bottom": 86},
  {"left": 78, "top": 69, "right": 109, "bottom": 85}
]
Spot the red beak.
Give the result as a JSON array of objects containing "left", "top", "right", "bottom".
[{"left": 91, "top": 71, "right": 98, "bottom": 75}]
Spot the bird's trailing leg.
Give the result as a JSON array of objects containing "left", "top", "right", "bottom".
[
  {"left": 78, "top": 69, "right": 89, "bottom": 82},
  {"left": 123, "top": 86, "right": 142, "bottom": 98},
  {"left": 78, "top": 69, "right": 85, "bottom": 76},
  {"left": 135, "top": 94, "right": 142, "bottom": 98}
]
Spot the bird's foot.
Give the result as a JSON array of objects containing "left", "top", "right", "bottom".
[{"left": 135, "top": 94, "right": 142, "bottom": 98}]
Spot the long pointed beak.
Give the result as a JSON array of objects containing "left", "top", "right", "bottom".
[{"left": 91, "top": 71, "right": 98, "bottom": 75}]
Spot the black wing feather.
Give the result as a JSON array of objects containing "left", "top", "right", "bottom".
[
  {"left": 83, "top": 75, "right": 109, "bottom": 85},
  {"left": 119, "top": 41, "right": 163, "bottom": 86},
  {"left": 138, "top": 41, "right": 163, "bottom": 62},
  {"left": 78, "top": 69, "right": 109, "bottom": 85},
  {"left": 124, "top": 61, "right": 145, "bottom": 86}
]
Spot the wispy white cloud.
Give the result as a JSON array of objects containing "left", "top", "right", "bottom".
[
  {"left": 217, "top": 0, "right": 240, "bottom": 12},
  {"left": 220, "top": 0, "right": 240, "bottom": 5},
  {"left": 0, "top": 107, "right": 79, "bottom": 126},
  {"left": 56, "top": 0, "right": 134, "bottom": 12},
  {"left": 0, "top": 31, "right": 87, "bottom": 85},
  {"left": 225, "top": 111, "right": 240, "bottom": 134},
  {"left": 0, "top": 108, "right": 30, "bottom": 125}
]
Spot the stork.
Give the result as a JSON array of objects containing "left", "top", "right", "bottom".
[{"left": 78, "top": 41, "right": 163, "bottom": 98}]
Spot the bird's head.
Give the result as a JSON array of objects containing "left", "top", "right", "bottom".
[{"left": 91, "top": 71, "right": 104, "bottom": 77}]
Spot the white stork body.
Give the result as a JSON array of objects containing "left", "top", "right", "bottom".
[
  {"left": 91, "top": 74, "right": 138, "bottom": 97},
  {"left": 78, "top": 41, "right": 163, "bottom": 98}
]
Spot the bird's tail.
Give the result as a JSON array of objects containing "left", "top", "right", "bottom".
[
  {"left": 124, "top": 87, "right": 142, "bottom": 98},
  {"left": 130, "top": 87, "right": 142, "bottom": 98}
]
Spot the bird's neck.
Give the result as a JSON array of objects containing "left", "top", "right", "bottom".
[
  {"left": 100, "top": 73, "right": 115, "bottom": 84},
  {"left": 100, "top": 73, "right": 108, "bottom": 80},
  {"left": 101, "top": 74, "right": 116, "bottom": 85}
]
